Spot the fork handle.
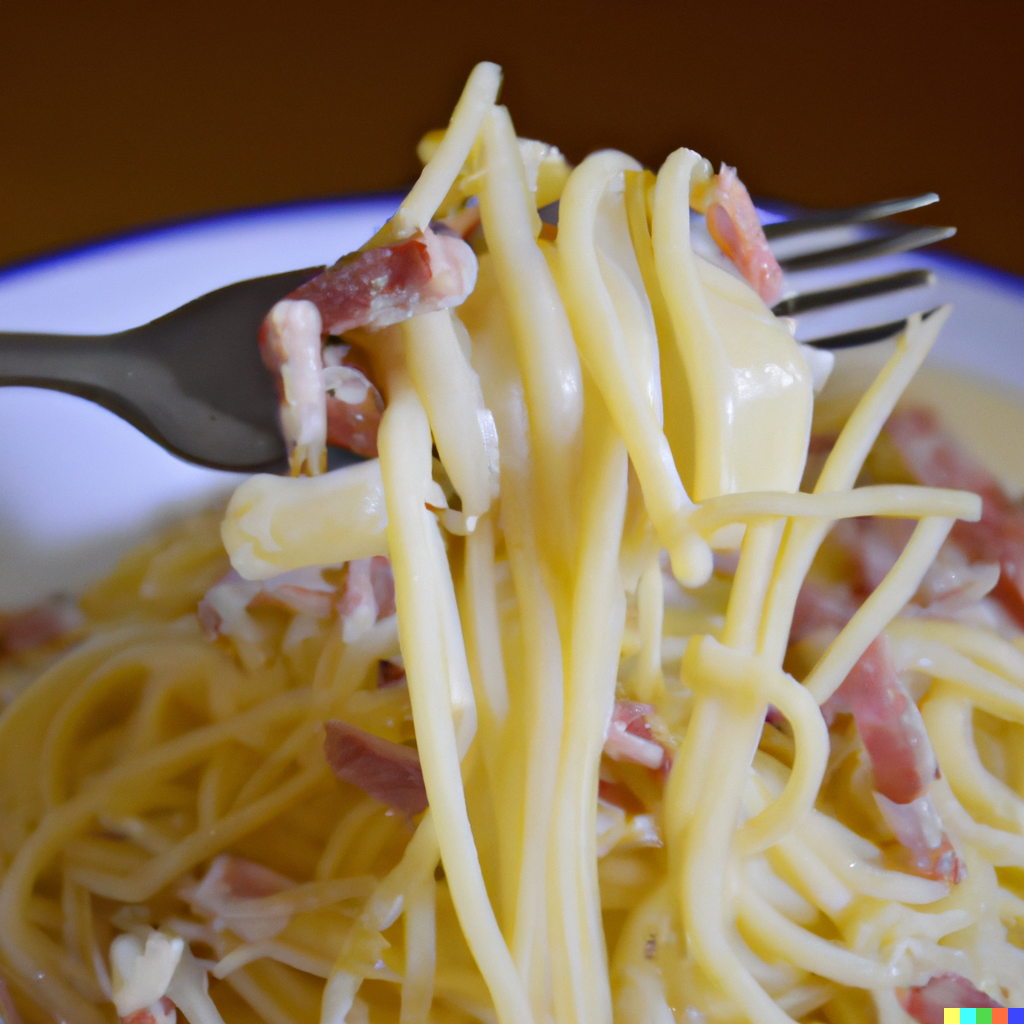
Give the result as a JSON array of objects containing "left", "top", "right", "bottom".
[
  {"left": 0, "top": 331, "right": 185, "bottom": 448},
  {"left": 1, "top": 331, "right": 128, "bottom": 392}
]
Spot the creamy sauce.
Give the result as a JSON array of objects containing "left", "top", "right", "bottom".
[
  {"left": 904, "top": 365, "right": 1024, "bottom": 498},
  {"left": 814, "top": 343, "right": 1024, "bottom": 499}
]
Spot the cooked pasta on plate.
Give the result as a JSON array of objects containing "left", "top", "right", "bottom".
[{"left": 1, "top": 61, "right": 1023, "bottom": 1024}]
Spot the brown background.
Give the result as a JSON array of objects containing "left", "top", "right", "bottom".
[{"left": 2, "top": 2, "right": 1022, "bottom": 276}]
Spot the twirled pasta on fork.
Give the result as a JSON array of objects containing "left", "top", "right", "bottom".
[{"left": 1, "top": 60, "right": 1022, "bottom": 1024}]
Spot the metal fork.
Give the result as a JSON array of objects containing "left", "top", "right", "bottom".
[
  {"left": 0, "top": 266, "right": 319, "bottom": 472},
  {"left": 0, "top": 194, "right": 954, "bottom": 472},
  {"left": 766, "top": 192, "right": 953, "bottom": 348}
]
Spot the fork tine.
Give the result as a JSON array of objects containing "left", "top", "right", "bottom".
[
  {"left": 762, "top": 193, "right": 939, "bottom": 240},
  {"left": 803, "top": 306, "right": 942, "bottom": 349},
  {"left": 777, "top": 225, "right": 955, "bottom": 273},
  {"left": 771, "top": 269, "right": 934, "bottom": 317}
]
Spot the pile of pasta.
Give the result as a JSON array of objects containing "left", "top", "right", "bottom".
[{"left": 2, "top": 61, "right": 1023, "bottom": 1024}]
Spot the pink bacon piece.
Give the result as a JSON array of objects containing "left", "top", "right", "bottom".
[
  {"left": 886, "top": 407, "right": 1024, "bottom": 627},
  {"left": 897, "top": 973, "right": 1002, "bottom": 1024},
  {"left": 122, "top": 997, "right": 176, "bottom": 1024},
  {"left": 338, "top": 556, "right": 396, "bottom": 643},
  {"left": 813, "top": 516, "right": 999, "bottom": 630},
  {"left": 187, "top": 855, "right": 295, "bottom": 942},
  {"left": 323, "top": 719, "right": 427, "bottom": 816},
  {"left": 288, "top": 227, "right": 477, "bottom": 337},
  {"left": 705, "top": 164, "right": 784, "bottom": 305},
  {"left": 206, "top": 854, "right": 294, "bottom": 900},
  {"left": 258, "top": 298, "right": 327, "bottom": 476},
  {"left": 826, "top": 637, "right": 937, "bottom": 804},
  {"left": 793, "top": 515, "right": 998, "bottom": 651},
  {"left": 826, "top": 636, "right": 965, "bottom": 882},
  {"left": 324, "top": 363, "right": 384, "bottom": 458},
  {"left": 199, "top": 559, "right": 396, "bottom": 648},
  {"left": 604, "top": 700, "right": 671, "bottom": 774},
  {"left": 260, "top": 228, "right": 476, "bottom": 473},
  {"left": 198, "top": 567, "right": 337, "bottom": 641},
  {"left": 833, "top": 515, "right": 1000, "bottom": 617},
  {"left": 875, "top": 791, "right": 966, "bottom": 883},
  {"left": 0, "top": 595, "right": 83, "bottom": 657}
]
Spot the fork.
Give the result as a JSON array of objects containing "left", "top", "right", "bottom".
[
  {"left": 0, "top": 194, "right": 953, "bottom": 472},
  {"left": 765, "top": 192, "right": 953, "bottom": 348}
]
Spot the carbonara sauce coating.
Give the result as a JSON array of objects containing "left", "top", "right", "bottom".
[{"left": 1, "top": 62, "right": 1023, "bottom": 1024}]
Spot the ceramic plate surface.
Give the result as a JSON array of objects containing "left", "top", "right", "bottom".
[{"left": 1, "top": 196, "right": 1022, "bottom": 606}]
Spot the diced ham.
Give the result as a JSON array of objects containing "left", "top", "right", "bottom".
[
  {"left": 338, "top": 556, "right": 396, "bottom": 643},
  {"left": 604, "top": 700, "right": 670, "bottom": 773},
  {"left": 897, "top": 972, "right": 1002, "bottom": 1024},
  {"left": 377, "top": 658, "right": 406, "bottom": 688},
  {"left": 886, "top": 408, "right": 1000, "bottom": 496},
  {"left": 816, "top": 515, "right": 999, "bottom": 631},
  {"left": 833, "top": 515, "right": 1000, "bottom": 615},
  {"left": 323, "top": 364, "right": 384, "bottom": 458},
  {"left": 826, "top": 637, "right": 937, "bottom": 804},
  {"left": 200, "top": 560, "right": 396, "bottom": 652},
  {"left": 198, "top": 567, "right": 336, "bottom": 642},
  {"left": 198, "top": 557, "right": 395, "bottom": 651},
  {"left": 886, "top": 408, "right": 1024, "bottom": 628},
  {"left": 258, "top": 298, "right": 327, "bottom": 476},
  {"left": 111, "top": 930, "right": 222, "bottom": 1024},
  {"left": 0, "top": 595, "right": 83, "bottom": 657},
  {"left": 323, "top": 719, "right": 428, "bottom": 816},
  {"left": 197, "top": 569, "right": 262, "bottom": 643},
  {"left": 248, "top": 565, "right": 338, "bottom": 619},
  {"left": 875, "top": 792, "right": 966, "bottom": 883},
  {"left": 186, "top": 855, "right": 295, "bottom": 942},
  {"left": 260, "top": 228, "right": 476, "bottom": 474},
  {"left": 289, "top": 227, "right": 477, "bottom": 337},
  {"left": 122, "top": 996, "right": 176, "bottom": 1024},
  {"left": 825, "top": 636, "right": 964, "bottom": 883},
  {"left": 705, "top": 164, "right": 784, "bottom": 304},
  {"left": 598, "top": 708, "right": 674, "bottom": 813},
  {"left": 206, "top": 855, "right": 294, "bottom": 900}
]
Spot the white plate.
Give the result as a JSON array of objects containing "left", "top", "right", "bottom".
[{"left": 1, "top": 196, "right": 1023, "bottom": 608}]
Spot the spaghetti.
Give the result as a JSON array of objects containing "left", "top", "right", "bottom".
[{"left": 1, "top": 61, "right": 1023, "bottom": 1024}]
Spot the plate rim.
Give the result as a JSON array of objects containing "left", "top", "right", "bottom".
[
  {"left": 2, "top": 191, "right": 1023, "bottom": 609},
  {"left": 2, "top": 191, "right": 1022, "bottom": 301},
  {"left": 0, "top": 190, "right": 408, "bottom": 287}
]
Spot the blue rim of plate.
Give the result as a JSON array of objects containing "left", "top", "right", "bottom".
[
  {"left": 0, "top": 190, "right": 408, "bottom": 286},
  {"left": 1, "top": 190, "right": 1022, "bottom": 301}
]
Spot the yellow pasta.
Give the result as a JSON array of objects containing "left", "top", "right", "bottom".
[{"left": 2, "top": 60, "right": 1023, "bottom": 1024}]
